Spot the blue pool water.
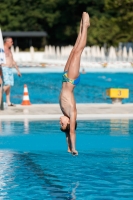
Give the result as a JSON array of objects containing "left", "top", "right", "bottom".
[
  {"left": 0, "top": 120, "right": 133, "bottom": 199},
  {"left": 5, "top": 72, "right": 133, "bottom": 104}
]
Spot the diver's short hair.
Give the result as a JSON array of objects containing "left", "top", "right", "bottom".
[{"left": 60, "top": 121, "right": 77, "bottom": 133}]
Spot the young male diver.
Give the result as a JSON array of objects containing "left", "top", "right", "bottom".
[{"left": 59, "top": 12, "right": 90, "bottom": 155}]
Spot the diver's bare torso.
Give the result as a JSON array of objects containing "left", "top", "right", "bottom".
[{"left": 59, "top": 82, "right": 77, "bottom": 118}]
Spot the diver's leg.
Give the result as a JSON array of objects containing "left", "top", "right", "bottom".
[
  {"left": 67, "top": 12, "right": 90, "bottom": 79},
  {"left": 64, "top": 19, "right": 83, "bottom": 72}
]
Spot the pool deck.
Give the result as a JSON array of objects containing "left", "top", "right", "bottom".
[{"left": 1, "top": 103, "right": 133, "bottom": 121}]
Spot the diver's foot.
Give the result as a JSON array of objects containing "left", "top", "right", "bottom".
[
  {"left": 71, "top": 150, "right": 78, "bottom": 156},
  {"left": 82, "top": 12, "right": 90, "bottom": 27}
]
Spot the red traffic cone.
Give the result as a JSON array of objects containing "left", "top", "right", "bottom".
[{"left": 21, "top": 84, "right": 31, "bottom": 105}]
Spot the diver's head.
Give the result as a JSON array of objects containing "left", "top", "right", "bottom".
[
  {"left": 60, "top": 116, "right": 77, "bottom": 133},
  {"left": 60, "top": 116, "right": 70, "bottom": 131}
]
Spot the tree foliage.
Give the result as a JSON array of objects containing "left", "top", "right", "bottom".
[{"left": 0, "top": 0, "right": 133, "bottom": 47}]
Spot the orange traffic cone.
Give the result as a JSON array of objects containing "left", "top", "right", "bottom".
[{"left": 21, "top": 84, "right": 31, "bottom": 105}]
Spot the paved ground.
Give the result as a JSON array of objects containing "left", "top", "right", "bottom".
[{"left": 1, "top": 103, "right": 133, "bottom": 120}]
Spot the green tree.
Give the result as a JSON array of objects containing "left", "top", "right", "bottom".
[
  {"left": 105, "top": 0, "right": 133, "bottom": 43},
  {"left": 0, "top": 0, "right": 132, "bottom": 47},
  {"left": 0, "top": 0, "right": 105, "bottom": 46}
]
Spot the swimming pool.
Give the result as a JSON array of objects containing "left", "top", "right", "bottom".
[
  {"left": 6, "top": 72, "right": 133, "bottom": 104},
  {"left": 0, "top": 120, "right": 133, "bottom": 199}
]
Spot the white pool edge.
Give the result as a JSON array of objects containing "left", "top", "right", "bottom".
[
  {"left": 13, "top": 67, "right": 133, "bottom": 73},
  {"left": 1, "top": 114, "right": 133, "bottom": 121}
]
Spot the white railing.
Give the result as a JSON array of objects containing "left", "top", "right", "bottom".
[{"left": 11, "top": 45, "right": 133, "bottom": 68}]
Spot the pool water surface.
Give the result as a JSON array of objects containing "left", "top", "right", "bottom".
[
  {"left": 6, "top": 72, "right": 133, "bottom": 104},
  {"left": 0, "top": 120, "right": 133, "bottom": 199}
]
